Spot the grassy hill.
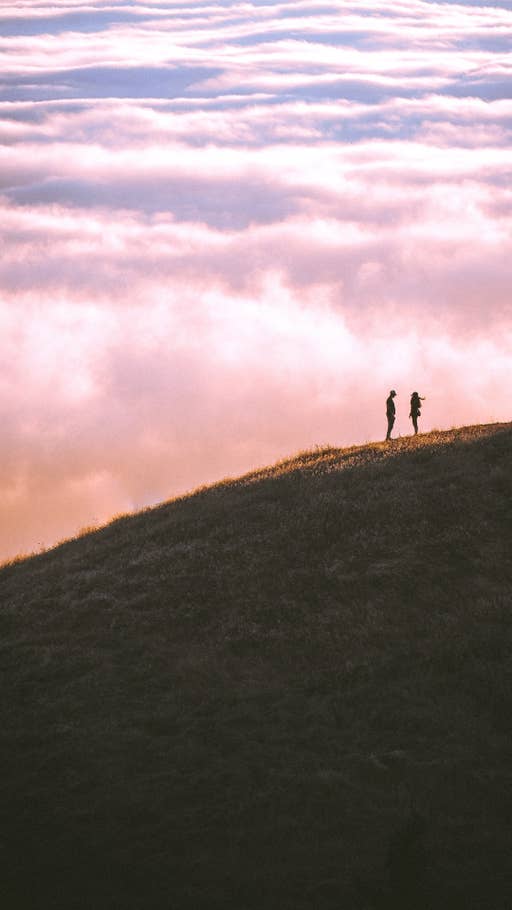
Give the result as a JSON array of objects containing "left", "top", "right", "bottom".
[{"left": 1, "top": 422, "right": 512, "bottom": 909}]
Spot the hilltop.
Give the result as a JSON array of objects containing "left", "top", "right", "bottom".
[{"left": 1, "top": 423, "right": 512, "bottom": 909}]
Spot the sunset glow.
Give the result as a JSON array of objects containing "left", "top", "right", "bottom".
[{"left": 1, "top": 0, "right": 511, "bottom": 560}]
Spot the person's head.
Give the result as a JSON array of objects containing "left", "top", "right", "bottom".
[
  {"left": 390, "top": 389, "right": 396, "bottom": 397},
  {"left": 412, "top": 391, "right": 419, "bottom": 397}
]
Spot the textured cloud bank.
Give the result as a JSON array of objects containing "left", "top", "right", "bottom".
[{"left": 0, "top": 0, "right": 511, "bottom": 559}]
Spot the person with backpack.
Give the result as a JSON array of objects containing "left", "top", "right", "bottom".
[
  {"left": 409, "top": 392, "right": 425, "bottom": 435},
  {"left": 386, "top": 390, "right": 397, "bottom": 440}
]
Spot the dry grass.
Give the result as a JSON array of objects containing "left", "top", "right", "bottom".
[{"left": 1, "top": 422, "right": 511, "bottom": 909}]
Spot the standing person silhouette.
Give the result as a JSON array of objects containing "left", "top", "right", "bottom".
[
  {"left": 409, "top": 392, "right": 425, "bottom": 435},
  {"left": 386, "top": 390, "right": 397, "bottom": 440}
]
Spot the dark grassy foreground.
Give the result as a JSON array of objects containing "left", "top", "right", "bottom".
[{"left": 1, "top": 423, "right": 512, "bottom": 909}]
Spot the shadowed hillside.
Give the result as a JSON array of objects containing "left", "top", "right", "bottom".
[{"left": 1, "top": 423, "right": 512, "bottom": 909}]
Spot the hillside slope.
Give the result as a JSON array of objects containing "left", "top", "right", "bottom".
[{"left": 1, "top": 423, "right": 512, "bottom": 909}]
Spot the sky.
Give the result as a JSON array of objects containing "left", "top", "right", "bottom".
[{"left": 0, "top": 0, "right": 511, "bottom": 560}]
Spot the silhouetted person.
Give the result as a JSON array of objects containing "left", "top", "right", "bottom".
[
  {"left": 386, "top": 390, "right": 397, "bottom": 440},
  {"left": 409, "top": 392, "right": 425, "bottom": 435}
]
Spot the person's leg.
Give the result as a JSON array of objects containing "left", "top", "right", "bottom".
[
  {"left": 386, "top": 415, "right": 394, "bottom": 440},
  {"left": 413, "top": 415, "right": 418, "bottom": 434}
]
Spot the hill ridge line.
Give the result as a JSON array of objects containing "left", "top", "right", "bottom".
[
  {"left": 198, "top": 420, "right": 511, "bottom": 491},
  {"left": 2, "top": 420, "right": 510, "bottom": 571}
]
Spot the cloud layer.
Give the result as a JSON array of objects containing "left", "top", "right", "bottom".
[{"left": 0, "top": 0, "right": 511, "bottom": 559}]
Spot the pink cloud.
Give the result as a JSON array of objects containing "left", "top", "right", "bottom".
[{"left": 0, "top": 0, "right": 511, "bottom": 560}]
